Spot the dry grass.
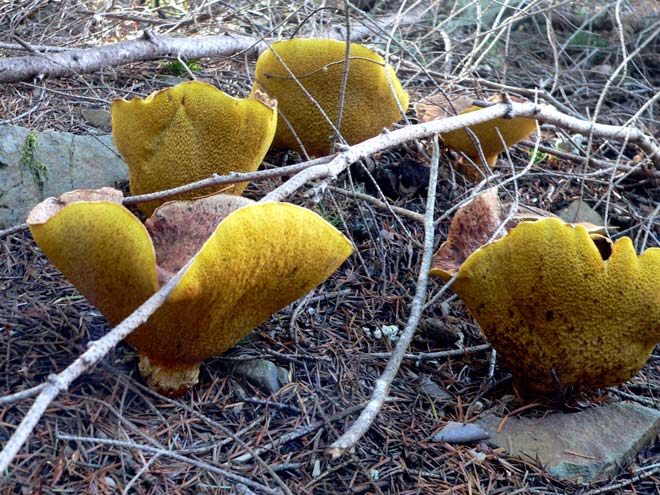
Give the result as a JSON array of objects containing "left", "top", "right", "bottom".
[{"left": 1, "top": 1, "right": 659, "bottom": 493}]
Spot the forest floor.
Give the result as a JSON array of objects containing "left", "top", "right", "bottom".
[{"left": 1, "top": 1, "right": 660, "bottom": 494}]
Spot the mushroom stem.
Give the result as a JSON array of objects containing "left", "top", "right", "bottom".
[{"left": 138, "top": 354, "right": 201, "bottom": 397}]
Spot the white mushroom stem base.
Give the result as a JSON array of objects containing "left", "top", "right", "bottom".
[{"left": 138, "top": 354, "right": 201, "bottom": 397}]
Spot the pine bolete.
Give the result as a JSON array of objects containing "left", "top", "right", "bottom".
[
  {"left": 111, "top": 81, "right": 277, "bottom": 215},
  {"left": 437, "top": 95, "right": 537, "bottom": 165},
  {"left": 252, "top": 38, "right": 409, "bottom": 156},
  {"left": 28, "top": 188, "right": 353, "bottom": 395},
  {"left": 431, "top": 216, "right": 660, "bottom": 395}
]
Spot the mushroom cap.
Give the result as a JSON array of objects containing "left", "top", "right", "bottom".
[
  {"left": 111, "top": 81, "right": 277, "bottom": 215},
  {"left": 252, "top": 38, "right": 409, "bottom": 156},
  {"left": 431, "top": 217, "right": 660, "bottom": 394},
  {"left": 28, "top": 189, "right": 353, "bottom": 393},
  {"left": 438, "top": 96, "right": 537, "bottom": 165}
]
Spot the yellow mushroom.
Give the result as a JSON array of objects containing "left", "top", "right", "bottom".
[
  {"left": 111, "top": 81, "right": 277, "bottom": 215},
  {"left": 438, "top": 95, "right": 537, "bottom": 165},
  {"left": 252, "top": 38, "right": 409, "bottom": 157},
  {"left": 28, "top": 188, "right": 353, "bottom": 395},
  {"left": 431, "top": 217, "right": 660, "bottom": 395}
]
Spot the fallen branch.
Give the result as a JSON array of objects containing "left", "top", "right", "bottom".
[
  {"left": 1, "top": 98, "right": 657, "bottom": 241},
  {"left": 0, "top": 384, "right": 46, "bottom": 406},
  {"left": 0, "top": 32, "right": 265, "bottom": 84},
  {"left": 123, "top": 156, "right": 332, "bottom": 205},
  {"left": 0, "top": 158, "right": 331, "bottom": 239},
  {"left": 263, "top": 103, "right": 659, "bottom": 205},
  {"left": 261, "top": 103, "right": 516, "bottom": 202}
]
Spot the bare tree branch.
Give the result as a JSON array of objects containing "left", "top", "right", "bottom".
[
  {"left": 1, "top": 98, "right": 657, "bottom": 240},
  {"left": 0, "top": 9, "right": 423, "bottom": 84},
  {"left": 261, "top": 100, "right": 659, "bottom": 204},
  {"left": 0, "top": 32, "right": 266, "bottom": 84},
  {"left": 362, "top": 343, "right": 491, "bottom": 361}
]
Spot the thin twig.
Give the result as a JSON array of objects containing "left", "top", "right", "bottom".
[
  {"left": 0, "top": 159, "right": 332, "bottom": 239},
  {"left": 325, "top": 135, "right": 442, "bottom": 459},
  {"left": 56, "top": 434, "right": 282, "bottom": 495},
  {"left": 230, "top": 403, "right": 372, "bottom": 464},
  {"left": 519, "top": 140, "right": 660, "bottom": 178},
  {"left": 0, "top": 384, "right": 46, "bottom": 406},
  {"left": 123, "top": 156, "right": 332, "bottom": 205},
  {"left": 581, "top": 462, "right": 660, "bottom": 495},
  {"left": 361, "top": 343, "right": 491, "bottom": 361},
  {"left": 330, "top": 2, "right": 351, "bottom": 154},
  {"left": 126, "top": 380, "right": 294, "bottom": 495},
  {"left": 328, "top": 186, "right": 425, "bottom": 223}
]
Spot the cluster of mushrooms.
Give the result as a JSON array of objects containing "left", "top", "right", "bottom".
[{"left": 27, "top": 38, "right": 660, "bottom": 397}]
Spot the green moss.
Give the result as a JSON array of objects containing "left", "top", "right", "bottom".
[
  {"left": 160, "top": 58, "right": 202, "bottom": 76},
  {"left": 19, "top": 131, "right": 51, "bottom": 199}
]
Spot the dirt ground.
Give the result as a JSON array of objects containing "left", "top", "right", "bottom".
[{"left": 1, "top": 1, "right": 660, "bottom": 494}]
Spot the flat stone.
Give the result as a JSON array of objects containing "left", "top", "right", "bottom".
[
  {"left": 476, "top": 401, "right": 660, "bottom": 483},
  {"left": 432, "top": 421, "right": 490, "bottom": 444},
  {"left": 0, "top": 124, "right": 128, "bottom": 228},
  {"left": 558, "top": 199, "right": 604, "bottom": 226}
]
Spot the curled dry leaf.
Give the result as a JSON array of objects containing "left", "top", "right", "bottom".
[
  {"left": 252, "top": 38, "right": 409, "bottom": 156},
  {"left": 430, "top": 188, "right": 506, "bottom": 278},
  {"left": 28, "top": 188, "right": 354, "bottom": 395},
  {"left": 111, "top": 81, "right": 278, "bottom": 215}
]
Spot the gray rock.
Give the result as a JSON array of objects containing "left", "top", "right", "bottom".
[
  {"left": 0, "top": 124, "right": 128, "bottom": 228},
  {"left": 476, "top": 401, "right": 660, "bottom": 483},
  {"left": 432, "top": 421, "right": 490, "bottom": 444},
  {"left": 231, "top": 359, "right": 289, "bottom": 395},
  {"left": 558, "top": 199, "right": 605, "bottom": 227}
]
